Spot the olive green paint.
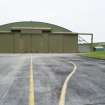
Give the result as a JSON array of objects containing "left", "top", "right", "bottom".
[
  {"left": 0, "top": 33, "right": 13, "bottom": 53},
  {"left": 14, "top": 33, "right": 22, "bottom": 53},
  {"left": 49, "top": 34, "right": 63, "bottom": 53},
  {"left": 32, "top": 34, "right": 43, "bottom": 53},
  {"left": 0, "top": 21, "right": 78, "bottom": 53},
  {"left": 0, "top": 33, "right": 78, "bottom": 53},
  {"left": 63, "top": 34, "right": 78, "bottom": 53}
]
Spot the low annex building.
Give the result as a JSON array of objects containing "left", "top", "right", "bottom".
[{"left": 0, "top": 21, "right": 78, "bottom": 53}]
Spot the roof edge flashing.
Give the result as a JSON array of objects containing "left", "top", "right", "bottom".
[
  {"left": 11, "top": 27, "right": 52, "bottom": 30},
  {"left": 52, "top": 32, "right": 78, "bottom": 34}
]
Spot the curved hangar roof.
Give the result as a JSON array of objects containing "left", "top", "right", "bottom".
[{"left": 0, "top": 21, "right": 71, "bottom": 32}]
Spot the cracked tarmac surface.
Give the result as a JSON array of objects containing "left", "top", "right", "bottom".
[{"left": 0, "top": 54, "right": 105, "bottom": 105}]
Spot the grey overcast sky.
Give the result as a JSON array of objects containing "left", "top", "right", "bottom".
[{"left": 0, "top": 0, "right": 105, "bottom": 42}]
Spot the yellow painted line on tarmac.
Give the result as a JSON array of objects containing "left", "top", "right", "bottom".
[
  {"left": 29, "top": 55, "right": 35, "bottom": 105},
  {"left": 59, "top": 62, "right": 77, "bottom": 105}
]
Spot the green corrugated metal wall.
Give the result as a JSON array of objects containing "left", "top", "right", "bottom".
[
  {"left": 0, "top": 33, "right": 78, "bottom": 53},
  {"left": 0, "top": 33, "right": 13, "bottom": 53},
  {"left": 49, "top": 34, "right": 63, "bottom": 53}
]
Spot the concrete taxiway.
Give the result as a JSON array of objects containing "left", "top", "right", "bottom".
[{"left": 0, "top": 54, "right": 105, "bottom": 105}]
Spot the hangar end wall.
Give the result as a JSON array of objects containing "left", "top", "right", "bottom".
[
  {"left": 0, "top": 22, "right": 78, "bottom": 53},
  {"left": 0, "top": 32, "right": 78, "bottom": 53}
]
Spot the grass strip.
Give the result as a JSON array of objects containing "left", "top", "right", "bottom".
[{"left": 81, "top": 51, "right": 105, "bottom": 59}]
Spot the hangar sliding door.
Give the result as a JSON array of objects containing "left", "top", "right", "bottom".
[
  {"left": 0, "top": 34, "right": 13, "bottom": 53},
  {"left": 63, "top": 34, "right": 77, "bottom": 53},
  {"left": 12, "top": 33, "right": 77, "bottom": 53},
  {"left": 14, "top": 33, "right": 22, "bottom": 53},
  {"left": 14, "top": 34, "right": 31, "bottom": 53},
  {"left": 31, "top": 34, "right": 48, "bottom": 53},
  {"left": 21, "top": 34, "right": 31, "bottom": 53},
  {"left": 14, "top": 34, "right": 49, "bottom": 53},
  {"left": 49, "top": 35, "right": 63, "bottom": 53},
  {"left": 31, "top": 34, "right": 43, "bottom": 53}
]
